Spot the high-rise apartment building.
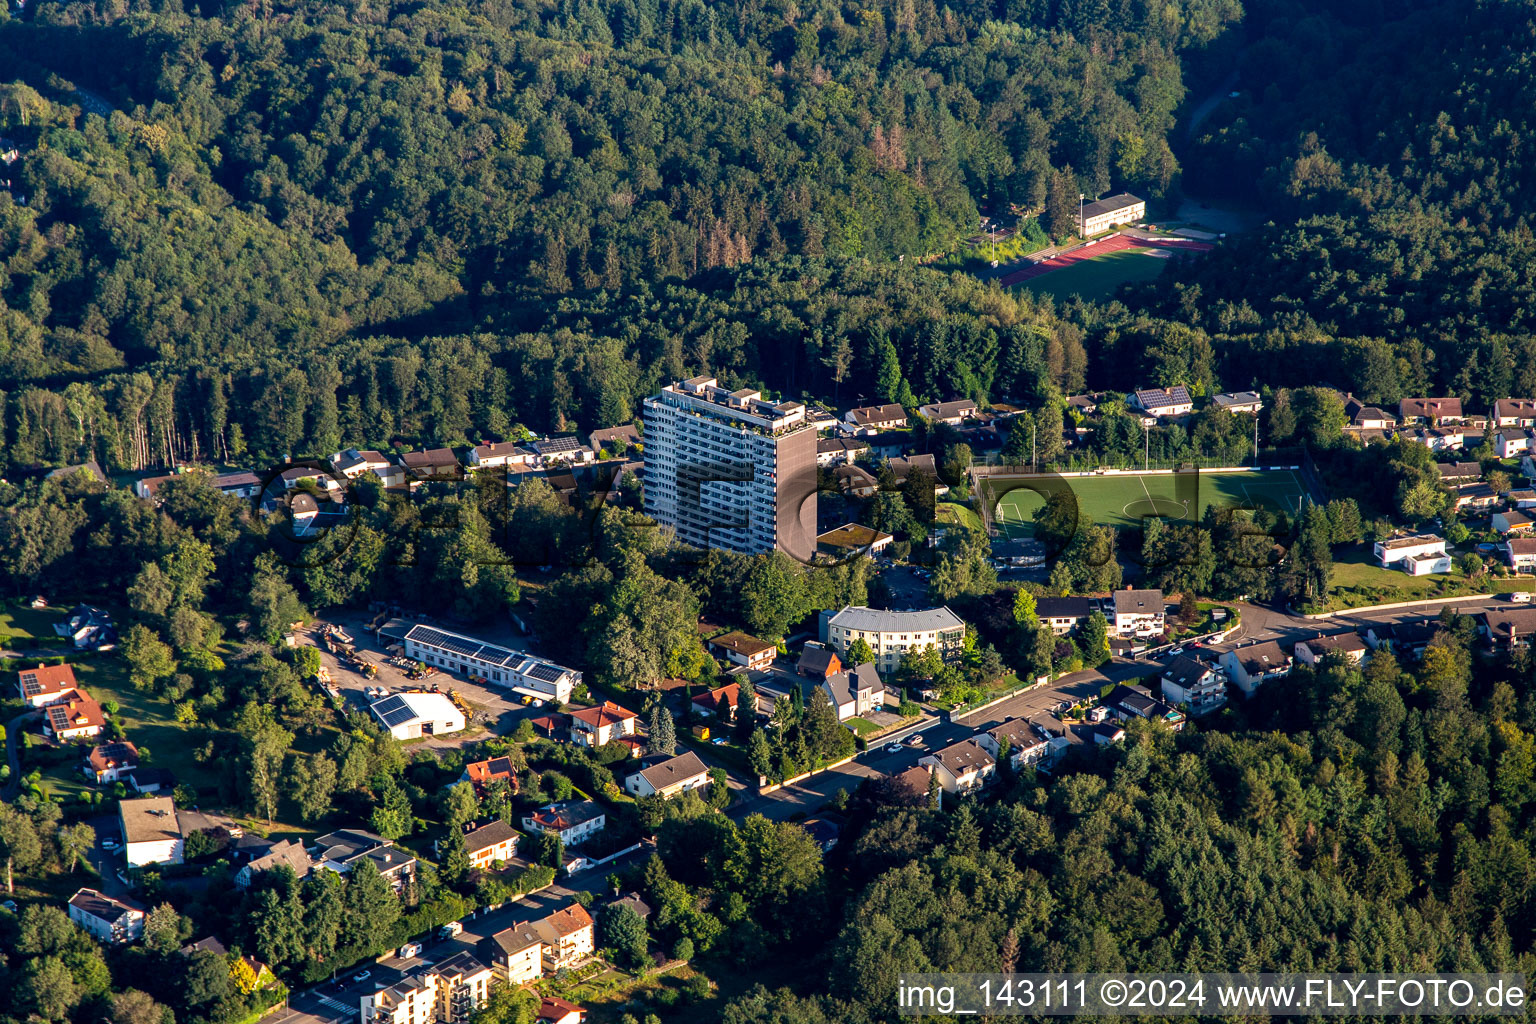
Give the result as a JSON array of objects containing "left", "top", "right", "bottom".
[{"left": 641, "top": 376, "right": 817, "bottom": 560}]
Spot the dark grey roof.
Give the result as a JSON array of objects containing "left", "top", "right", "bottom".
[
  {"left": 827, "top": 605, "right": 964, "bottom": 634},
  {"left": 1112, "top": 589, "right": 1164, "bottom": 615},
  {"left": 1035, "top": 596, "right": 1092, "bottom": 620},
  {"left": 822, "top": 663, "right": 883, "bottom": 708},
  {"left": 1080, "top": 192, "right": 1144, "bottom": 219},
  {"left": 931, "top": 738, "right": 994, "bottom": 774},
  {"left": 462, "top": 819, "right": 520, "bottom": 855},
  {"left": 1162, "top": 655, "right": 1213, "bottom": 687},
  {"left": 631, "top": 751, "right": 709, "bottom": 791},
  {"left": 435, "top": 951, "right": 490, "bottom": 980}
]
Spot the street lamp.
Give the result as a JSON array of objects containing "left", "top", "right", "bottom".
[{"left": 1079, "top": 193, "right": 1085, "bottom": 237}]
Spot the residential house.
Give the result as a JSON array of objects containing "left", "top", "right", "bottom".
[
  {"left": 610, "top": 893, "right": 652, "bottom": 920},
  {"left": 1211, "top": 391, "right": 1263, "bottom": 414},
  {"left": 1219, "top": 641, "right": 1294, "bottom": 696},
  {"left": 41, "top": 460, "right": 99, "bottom": 488},
  {"left": 889, "top": 764, "right": 939, "bottom": 808},
  {"left": 917, "top": 399, "right": 978, "bottom": 425},
  {"left": 400, "top": 447, "right": 462, "bottom": 479},
  {"left": 468, "top": 441, "right": 535, "bottom": 468},
  {"left": 843, "top": 403, "right": 908, "bottom": 435},
  {"left": 815, "top": 436, "right": 868, "bottom": 467},
  {"left": 1453, "top": 483, "right": 1500, "bottom": 512},
  {"left": 1507, "top": 489, "right": 1536, "bottom": 508},
  {"left": 795, "top": 642, "right": 843, "bottom": 681},
  {"left": 1479, "top": 607, "right": 1536, "bottom": 649},
  {"left": 1364, "top": 621, "right": 1438, "bottom": 659},
  {"left": 83, "top": 741, "right": 139, "bottom": 785},
  {"left": 54, "top": 604, "right": 116, "bottom": 649},
  {"left": 1403, "top": 426, "right": 1465, "bottom": 452},
  {"left": 483, "top": 923, "right": 546, "bottom": 984},
  {"left": 120, "top": 796, "right": 184, "bottom": 867},
  {"left": 625, "top": 752, "right": 711, "bottom": 799},
  {"left": 127, "top": 767, "right": 175, "bottom": 795},
  {"left": 521, "top": 802, "right": 605, "bottom": 845},
  {"left": 886, "top": 453, "right": 944, "bottom": 489},
  {"left": 1496, "top": 430, "right": 1535, "bottom": 459},
  {"left": 44, "top": 691, "right": 105, "bottom": 740},
  {"left": 691, "top": 683, "right": 743, "bottom": 720},
  {"left": 330, "top": 449, "right": 406, "bottom": 488},
  {"left": 567, "top": 702, "right": 638, "bottom": 747},
  {"left": 461, "top": 757, "right": 519, "bottom": 797},
  {"left": 820, "top": 606, "right": 967, "bottom": 673},
  {"left": 1494, "top": 509, "right": 1536, "bottom": 535},
  {"left": 1508, "top": 537, "right": 1536, "bottom": 573},
  {"left": 1437, "top": 462, "right": 1482, "bottom": 485},
  {"left": 1092, "top": 723, "right": 1127, "bottom": 745},
  {"left": 587, "top": 423, "right": 641, "bottom": 453},
  {"left": 1160, "top": 656, "right": 1227, "bottom": 715},
  {"left": 816, "top": 523, "right": 894, "bottom": 558},
  {"left": 1104, "top": 684, "right": 1185, "bottom": 731},
  {"left": 1035, "top": 596, "right": 1093, "bottom": 635},
  {"left": 212, "top": 471, "right": 263, "bottom": 499},
  {"left": 1344, "top": 395, "right": 1395, "bottom": 430},
  {"left": 361, "top": 972, "right": 438, "bottom": 1024},
  {"left": 434, "top": 952, "right": 495, "bottom": 1024},
  {"left": 805, "top": 408, "right": 841, "bottom": 433},
  {"left": 799, "top": 818, "right": 841, "bottom": 852},
  {"left": 975, "top": 719, "right": 1054, "bottom": 769},
  {"left": 132, "top": 473, "right": 178, "bottom": 500},
  {"left": 820, "top": 663, "right": 885, "bottom": 722},
  {"left": 1294, "top": 632, "right": 1370, "bottom": 666},
  {"left": 1400, "top": 397, "right": 1464, "bottom": 425},
  {"left": 310, "top": 830, "right": 415, "bottom": 890},
  {"left": 1111, "top": 588, "right": 1165, "bottom": 637},
  {"left": 1129, "top": 386, "right": 1194, "bottom": 419},
  {"left": 834, "top": 464, "right": 880, "bottom": 498},
  {"left": 68, "top": 888, "right": 145, "bottom": 944},
  {"left": 370, "top": 691, "right": 465, "bottom": 740},
  {"left": 534, "top": 905, "right": 595, "bottom": 972},
  {"left": 235, "top": 839, "right": 314, "bottom": 888},
  {"left": 705, "top": 631, "right": 777, "bottom": 671},
  {"left": 528, "top": 437, "right": 596, "bottom": 467},
  {"left": 920, "top": 738, "right": 996, "bottom": 795},
  {"left": 1495, "top": 399, "right": 1536, "bottom": 427},
  {"left": 17, "top": 663, "right": 79, "bottom": 707},
  {"left": 1064, "top": 394, "right": 1102, "bottom": 417},
  {"left": 861, "top": 430, "right": 913, "bottom": 460},
  {"left": 536, "top": 997, "right": 587, "bottom": 1024},
  {"left": 1374, "top": 533, "right": 1452, "bottom": 575}
]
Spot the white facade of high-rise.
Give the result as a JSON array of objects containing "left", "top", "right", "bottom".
[{"left": 642, "top": 377, "right": 817, "bottom": 560}]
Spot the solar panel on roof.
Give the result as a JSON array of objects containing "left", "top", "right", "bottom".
[
  {"left": 527, "top": 663, "right": 564, "bottom": 682},
  {"left": 20, "top": 672, "right": 40, "bottom": 696},
  {"left": 372, "top": 696, "right": 418, "bottom": 728}
]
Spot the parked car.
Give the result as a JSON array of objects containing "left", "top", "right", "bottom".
[
  {"left": 351, "top": 970, "right": 371, "bottom": 983},
  {"left": 101, "top": 839, "right": 118, "bottom": 850},
  {"left": 1, "top": 900, "right": 17, "bottom": 913},
  {"left": 905, "top": 734, "right": 925, "bottom": 747},
  {"left": 1509, "top": 591, "right": 1532, "bottom": 603},
  {"left": 1168, "top": 647, "right": 1184, "bottom": 656},
  {"left": 885, "top": 743, "right": 903, "bottom": 753}
]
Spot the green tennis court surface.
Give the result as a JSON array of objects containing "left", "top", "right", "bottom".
[{"left": 986, "top": 470, "right": 1309, "bottom": 538}]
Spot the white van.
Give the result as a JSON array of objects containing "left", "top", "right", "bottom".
[
  {"left": 437, "top": 922, "right": 463, "bottom": 940},
  {"left": 1509, "top": 591, "right": 1532, "bottom": 603}
]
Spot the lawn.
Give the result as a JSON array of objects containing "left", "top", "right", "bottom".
[
  {"left": 1321, "top": 547, "right": 1479, "bottom": 611},
  {"left": 985, "top": 469, "right": 1309, "bottom": 537},
  {"left": 1020, "top": 247, "right": 1170, "bottom": 301},
  {"left": 846, "top": 717, "right": 881, "bottom": 738},
  {"left": 67, "top": 659, "right": 224, "bottom": 796},
  {"left": 935, "top": 502, "right": 983, "bottom": 532}
]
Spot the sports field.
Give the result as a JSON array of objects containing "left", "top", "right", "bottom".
[
  {"left": 997, "top": 233, "right": 1217, "bottom": 303},
  {"left": 1022, "top": 247, "right": 1169, "bottom": 301},
  {"left": 984, "top": 469, "right": 1310, "bottom": 538}
]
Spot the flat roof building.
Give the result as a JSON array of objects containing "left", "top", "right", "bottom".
[{"left": 642, "top": 377, "right": 817, "bottom": 561}]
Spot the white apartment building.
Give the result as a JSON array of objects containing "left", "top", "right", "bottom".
[
  {"left": 400, "top": 624, "right": 579, "bottom": 704},
  {"left": 642, "top": 377, "right": 818, "bottom": 560},
  {"left": 819, "top": 606, "right": 966, "bottom": 673},
  {"left": 1374, "top": 533, "right": 1451, "bottom": 576}
]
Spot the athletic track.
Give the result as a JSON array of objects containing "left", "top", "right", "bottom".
[{"left": 997, "top": 233, "right": 1216, "bottom": 287}]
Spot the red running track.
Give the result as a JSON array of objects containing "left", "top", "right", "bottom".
[{"left": 997, "top": 234, "right": 1215, "bottom": 287}]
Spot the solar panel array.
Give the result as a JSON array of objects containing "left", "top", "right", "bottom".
[
  {"left": 20, "top": 672, "right": 40, "bottom": 696},
  {"left": 527, "top": 663, "right": 567, "bottom": 683},
  {"left": 371, "top": 695, "right": 418, "bottom": 728},
  {"left": 406, "top": 625, "right": 522, "bottom": 667}
]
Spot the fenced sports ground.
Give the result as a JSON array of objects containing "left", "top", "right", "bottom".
[{"left": 977, "top": 467, "right": 1311, "bottom": 539}]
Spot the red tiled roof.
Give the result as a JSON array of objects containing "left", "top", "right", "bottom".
[
  {"left": 568, "top": 701, "right": 638, "bottom": 729},
  {"left": 18, "top": 663, "right": 78, "bottom": 700}
]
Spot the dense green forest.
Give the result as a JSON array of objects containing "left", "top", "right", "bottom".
[{"left": 0, "top": 0, "right": 1242, "bottom": 469}]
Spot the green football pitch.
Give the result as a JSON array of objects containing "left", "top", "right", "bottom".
[{"left": 985, "top": 469, "right": 1310, "bottom": 538}]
